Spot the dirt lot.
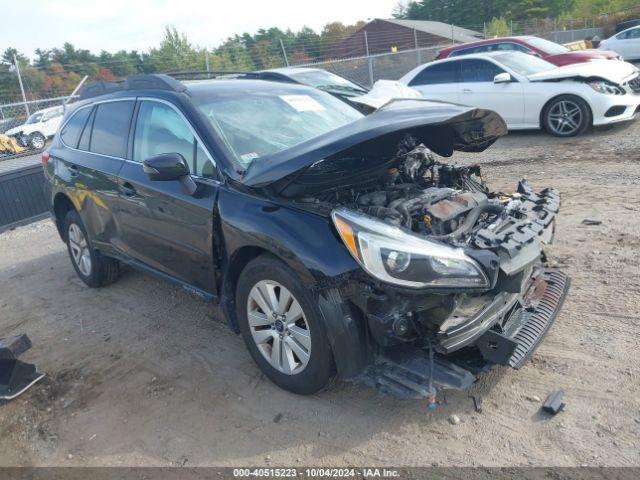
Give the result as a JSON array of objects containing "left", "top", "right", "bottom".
[{"left": 0, "top": 122, "right": 639, "bottom": 467}]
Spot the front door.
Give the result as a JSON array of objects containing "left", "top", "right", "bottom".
[
  {"left": 116, "top": 99, "right": 219, "bottom": 293},
  {"left": 457, "top": 58, "right": 524, "bottom": 126}
]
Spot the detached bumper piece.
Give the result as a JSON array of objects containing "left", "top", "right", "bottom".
[
  {"left": 506, "top": 269, "right": 570, "bottom": 368},
  {"left": 473, "top": 269, "right": 570, "bottom": 369},
  {"left": 0, "top": 334, "right": 45, "bottom": 400}
]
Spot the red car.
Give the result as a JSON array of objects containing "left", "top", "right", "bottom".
[{"left": 436, "top": 36, "right": 621, "bottom": 66}]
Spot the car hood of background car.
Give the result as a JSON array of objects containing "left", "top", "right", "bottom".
[
  {"left": 241, "top": 100, "right": 507, "bottom": 188},
  {"left": 4, "top": 124, "right": 38, "bottom": 136},
  {"left": 528, "top": 58, "right": 639, "bottom": 84}
]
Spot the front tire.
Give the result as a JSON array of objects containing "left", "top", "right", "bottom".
[
  {"left": 64, "top": 210, "right": 119, "bottom": 288},
  {"left": 542, "top": 95, "right": 591, "bottom": 137},
  {"left": 29, "top": 132, "right": 46, "bottom": 150},
  {"left": 236, "top": 255, "right": 335, "bottom": 395}
]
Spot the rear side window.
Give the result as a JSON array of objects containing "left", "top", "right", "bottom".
[
  {"left": 90, "top": 101, "right": 134, "bottom": 158},
  {"left": 78, "top": 108, "right": 95, "bottom": 151},
  {"left": 133, "top": 100, "right": 215, "bottom": 178},
  {"left": 59, "top": 107, "right": 92, "bottom": 148},
  {"left": 450, "top": 45, "right": 486, "bottom": 57},
  {"left": 409, "top": 61, "right": 459, "bottom": 86},
  {"left": 460, "top": 59, "right": 505, "bottom": 82}
]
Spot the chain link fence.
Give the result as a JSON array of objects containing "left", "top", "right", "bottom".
[{"left": 296, "top": 45, "right": 443, "bottom": 87}]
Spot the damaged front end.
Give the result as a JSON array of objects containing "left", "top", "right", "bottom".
[
  {"left": 244, "top": 101, "right": 570, "bottom": 399},
  {"left": 325, "top": 153, "right": 570, "bottom": 399}
]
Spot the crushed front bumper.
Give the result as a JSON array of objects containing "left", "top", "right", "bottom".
[{"left": 361, "top": 267, "right": 570, "bottom": 399}]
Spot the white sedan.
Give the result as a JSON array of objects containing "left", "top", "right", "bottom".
[
  {"left": 5, "top": 105, "right": 64, "bottom": 149},
  {"left": 399, "top": 52, "right": 640, "bottom": 136},
  {"left": 599, "top": 25, "right": 640, "bottom": 61}
]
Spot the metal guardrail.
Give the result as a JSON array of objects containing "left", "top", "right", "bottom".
[{"left": 0, "top": 154, "right": 48, "bottom": 232}]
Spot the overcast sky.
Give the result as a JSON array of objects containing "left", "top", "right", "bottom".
[{"left": 2, "top": 0, "right": 400, "bottom": 58}]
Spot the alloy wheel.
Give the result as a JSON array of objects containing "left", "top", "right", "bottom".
[
  {"left": 31, "top": 134, "right": 45, "bottom": 150},
  {"left": 246, "top": 280, "right": 311, "bottom": 375},
  {"left": 547, "top": 100, "right": 583, "bottom": 136},
  {"left": 68, "top": 223, "right": 92, "bottom": 277}
]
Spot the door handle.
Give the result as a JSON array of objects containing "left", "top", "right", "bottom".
[
  {"left": 462, "top": 88, "right": 473, "bottom": 94},
  {"left": 69, "top": 164, "right": 79, "bottom": 177},
  {"left": 120, "top": 182, "right": 137, "bottom": 197}
]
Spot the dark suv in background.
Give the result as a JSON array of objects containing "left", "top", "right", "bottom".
[{"left": 44, "top": 73, "right": 569, "bottom": 399}]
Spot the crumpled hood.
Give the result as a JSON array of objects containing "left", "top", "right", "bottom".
[
  {"left": 4, "top": 125, "right": 28, "bottom": 136},
  {"left": 528, "top": 59, "right": 639, "bottom": 84},
  {"left": 241, "top": 100, "right": 507, "bottom": 187}
]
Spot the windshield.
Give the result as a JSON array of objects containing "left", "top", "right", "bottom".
[
  {"left": 193, "top": 85, "right": 363, "bottom": 169},
  {"left": 289, "top": 70, "right": 367, "bottom": 94},
  {"left": 526, "top": 37, "right": 570, "bottom": 55},
  {"left": 495, "top": 52, "right": 556, "bottom": 76},
  {"left": 25, "top": 112, "right": 44, "bottom": 124}
]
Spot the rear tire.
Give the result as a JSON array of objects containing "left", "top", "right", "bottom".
[
  {"left": 236, "top": 255, "right": 335, "bottom": 395},
  {"left": 542, "top": 95, "right": 591, "bottom": 137},
  {"left": 64, "top": 210, "right": 119, "bottom": 288}
]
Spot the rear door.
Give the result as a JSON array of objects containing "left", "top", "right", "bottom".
[
  {"left": 52, "top": 100, "right": 134, "bottom": 254},
  {"left": 457, "top": 58, "right": 524, "bottom": 126},
  {"left": 116, "top": 98, "right": 219, "bottom": 294},
  {"left": 623, "top": 27, "right": 640, "bottom": 59},
  {"left": 407, "top": 61, "right": 460, "bottom": 103}
]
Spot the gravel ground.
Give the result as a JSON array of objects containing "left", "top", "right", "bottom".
[{"left": 0, "top": 122, "right": 639, "bottom": 467}]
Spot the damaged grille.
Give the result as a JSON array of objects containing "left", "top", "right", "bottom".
[{"left": 628, "top": 75, "right": 640, "bottom": 94}]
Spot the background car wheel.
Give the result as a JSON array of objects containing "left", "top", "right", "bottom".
[
  {"left": 64, "top": 210, "right": 119, "bottom": 288},
  {"left": 236, "top": 255, "right": 335, "bottom": 395},
  {"left": 29, "top": 132, "right": 46, "bottom": 150},
  {"left": 542, "top": 95, "right": 591, "bottom": 137}
]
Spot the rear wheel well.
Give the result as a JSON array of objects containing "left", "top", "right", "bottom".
[
  {"left": 53, "top": 193, "right": 75, "bottom": 240},
  {"left": 221, "top": 246, "right": 270, "bottom": 332}
]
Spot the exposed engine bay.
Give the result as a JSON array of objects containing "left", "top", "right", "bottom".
[{"left": 298, "top": 135, "right": 559, "bottom": 256}]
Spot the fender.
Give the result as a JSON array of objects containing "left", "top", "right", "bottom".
[{"left": 217, "top": 187, "right": 368, "bottom": 376}]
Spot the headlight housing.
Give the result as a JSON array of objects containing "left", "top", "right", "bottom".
[
  {"left": 588, "top": 80, "right": 624, "bottom": 95},
  {"left": 332, "top": 208, "right": 489, "bottom": 288}
]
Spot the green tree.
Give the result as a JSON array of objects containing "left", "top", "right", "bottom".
[
  {"left": 149, "top": 26, "right": 202, "bottom": 72},
  {"left": 486, "top": 16, "right": 511, "bottom": 36}
]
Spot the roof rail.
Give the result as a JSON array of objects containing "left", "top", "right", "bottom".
[
  {"left": 79, "top": 74, "right": 187, "bottom": 100},
  {"left": 165, "top": 70, "right": 260, "bottom": 80}
]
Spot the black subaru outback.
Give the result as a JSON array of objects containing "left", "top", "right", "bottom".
[{"left": 43, "top": 73, "right": 569, "bottom": 399}]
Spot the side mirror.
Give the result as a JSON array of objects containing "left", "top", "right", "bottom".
[
  {"left": 494, "top": 72, "right": 512, "bottom": 84},
  {"left": 143, "top": 153, "right": 189, "bottom": 181}
]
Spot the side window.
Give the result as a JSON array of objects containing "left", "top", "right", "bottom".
[
  {"left": 42, "top": 108, "right": 62, "bottom": 122},
  {"left": 492, "top": 43, "right": 528, "bottom": 53},
  {"left": 460, "top": 59, "right": 505, "bottom": 82},
  {"left": 90, "top": 101, "right": 134, "bottom": 158},
  {"left": 133, "top": 101, "right": 215, "bottom": 179},
  {"left": 78, "top": 107, "right": 95, "bottom": 151},
  {"left": 628, "top": 28, "right": 640, "bottom": 39},
  {"left": 450, "top": 46, "right": 482, "bottom": 57},
  {"left": 409, "top": 61, "right": 459, "bottom": 86},
  {"left": 59, "top": 107, "right": 92, "bottom": 148}
]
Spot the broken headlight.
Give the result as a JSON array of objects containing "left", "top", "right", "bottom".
[
  {"left": 588, "top": 81, "right": 624, "bottom": 95},
  {"left": 332, "top": 208, "right": 489, "bottom": 288}
]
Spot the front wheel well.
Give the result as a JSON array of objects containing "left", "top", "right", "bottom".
[
  {"left": 539, "top": 93, "right": 593, "bottom": 130},
  {"left": 53, "top": 193, "right": 75, "bottom": 240},
  {"left": 220, "top": 246, "right": 270, "bottom": 332}
]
